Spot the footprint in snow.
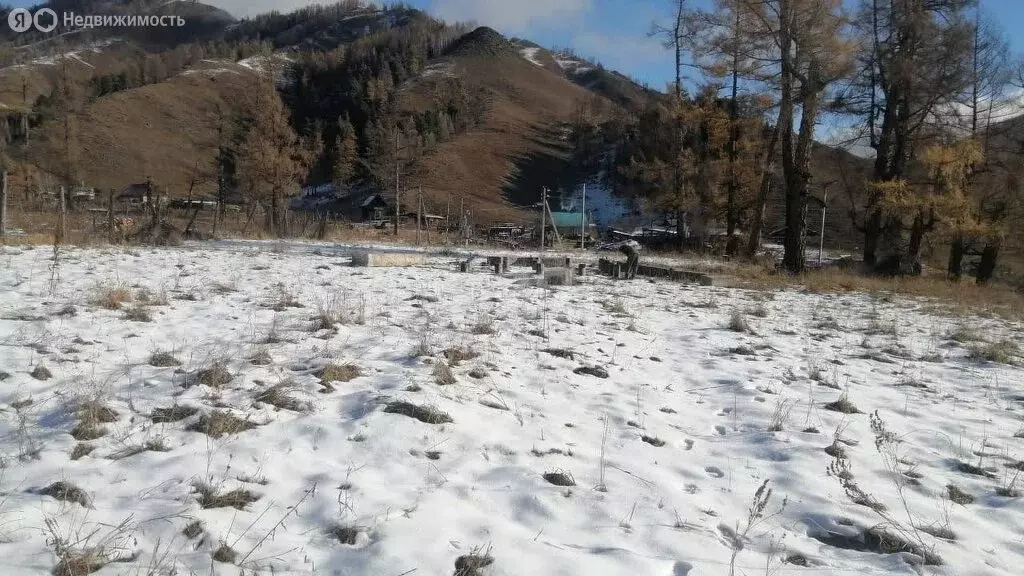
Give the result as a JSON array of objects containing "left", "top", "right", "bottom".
[{"left": 705, "top": 466, "right": 724, "bottom": 478}]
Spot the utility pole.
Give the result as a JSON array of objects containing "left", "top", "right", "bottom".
[
  {"left": 540, "top": 186, "right": 546, "bottom": 251},
  {"left": 393, "top": 131, "right": 400, "bottom": 236},
  {"left": 459, "top": 195, "right": 466, "bottom": 245},
  {"left": 58, "top": 185, "right": 67, "bottom": 244},
  {"left": 580, "top": 182, "right": 586, "bottom": 250}
]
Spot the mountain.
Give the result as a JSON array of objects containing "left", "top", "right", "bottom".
[
  {"left": 397, "top": 26, "right": 619, "bottom": 221},
  {"left": 0, "top": 1, "right": 877, "bottom": 241},
  {"left": 510, "top": 39, "right": 660, "bottom": 111},
  {"left": 0, "top": 2, "right": 661, "bottom": 226}
]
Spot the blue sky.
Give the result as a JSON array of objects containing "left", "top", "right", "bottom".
[{"left": 8, "top": 0, "right": 1024, "bottom": 89}]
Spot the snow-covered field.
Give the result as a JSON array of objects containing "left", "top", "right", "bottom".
[{"left": 0, "top": 243, "right": 1022, "bottom": 576}]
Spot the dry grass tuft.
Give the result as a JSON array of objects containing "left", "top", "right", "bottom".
[
  {"left": 947, "top": 484, "right": 975, "bottom": 505},
  {"left": 70, "top": 443, "right": 94, "bottom": 460},
  {"left": 40, "top": 481, "right": 92, "bottom": 508},
  {"left": 968, "top": 339, "right": 1019, "bottom": 365},
  {"left": 195, "top": 361, "right": 233, "bottom": 388},
  {"left": 250, "top": 349, "right": 273, "bottom": 366},
  {"left": 433, "top": 362, "right": 456, "bottom": 385},
  {"left": 265, "top": 285, "right": 303, "bottom": 312},
  {"left": 542, "top": 348, "right": 575, "bottom": 360},
  {"left": 212, "top": 544, "right": 237, "bottom": 563},
  {"left": 148, "top": 351, "right": 181, "bottom": 367},
  {"left": 454, "top": 550, "right": 495, "bottom": 576},
  {"left": 948, "top": 325, "right": 982, "bottom": 343},
  {"left": 186, "top": 411, "right": 257, "bottom": 438},
  {"left": 747, "top": 303, "right": 770, "bottom": 318},
  {"left": 194, "top": 483, "right": 260, "bottom": 510},
  {"left": 71, "top": 399, "right": 118, "bottom": 441},
  {"left": 53, "top": 549, "right": 106, "bottom": 576},
  {"left": 573, "top": 365, "right": 609, "bottom": 379},
  {"left": 311, "top": 299, "right": 341, "bottom": 331},
  {"left": 471, "top": 319, "right": 496, "bottom": 335},
  {"left": 330, "top": 525, "right": 361, "bottom": 545},
  {"left": 542, "top": 470, "right": 576, "bottom": 487},
  {"left": 824, "top": 391, "right": 862, "bottom": 414},
  {"left": 90, "top": 284, "right": 133, "bottom": 310},
  {"left": 318, "top": 363, "right": 361, "bottom": 383},
  {"left": 70, "top": 423, "right": 106, "bottom": 441},
  {"left": 254, "top": 382, "right": 312, "bottom": 412},
  {"left": 151, "top": 405, "right": 198, "bottom": 423},
  {"left": 641, "top": 435, "right": 666, "bottom": 447},
  {"left": 443, "top": 346, "right": 478, "bottom": 366},
  {"left": 182, "top": 520, "right": 203, "bottom": 539},
  {"left": 384, "top": 401, "right": 453, "bottom": 424},
  {"left": 727, "top": 310, "right": 752, "bottom": 333},
  {"left": 30, "top": 365, "right": 52, "bottom": 380}
]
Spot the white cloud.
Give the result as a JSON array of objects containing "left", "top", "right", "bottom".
[
  {"left": 574, "top": 33, "right": 666, "bottom": 70},
  {"left": 430, "top": 0, "right": 592, "bottom": 33}
]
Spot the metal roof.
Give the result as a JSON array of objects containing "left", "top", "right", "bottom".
[{"left": 549, "top": 212, "right": 587, "bottom": 228}]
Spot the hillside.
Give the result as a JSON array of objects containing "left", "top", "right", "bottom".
[
  {"left": 399, "top": 27, "right": 615, "bottom": 221},
  {"left": 1, "top": 3, "right": 647, "bottom": 224},
  {"left": 0, "top": 1, "right": 882, "bottom": 240},
  {"left": 23, "top": 61, "right": 259, "bottom": 196},
  {"left": 511, "top": 39, "right": 660, "bottom": 111}
]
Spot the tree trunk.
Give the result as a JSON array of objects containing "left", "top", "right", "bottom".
[
  {"left": 947, "top": 236, "right": 964, "bottom": 281},
  {"left": 976, "top": 238, "right": 1000, "bottom": 285},
  {"left": 676, "top": 208, "right": 687, "bottom": 248},
  {"left": 905, "top": 212, "right": 927, "bottom": 275},
  {"left": 778, "top": 0, "right": 805, "bottom": 274},
  {"left": 745, "top": 123, "right": 780, "bottom": 259},
  {"left": 863, "top": 208, "right": 883, "bottom": 267},
  {"left": 243, "top": 203, "right": 257, "bottom": 235},
  {"left": 725, "top": 6, "right": 740, "bottom": 255}
]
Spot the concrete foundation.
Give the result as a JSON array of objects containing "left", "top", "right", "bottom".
[
  {"left": 598, "top": 258, "right": 712, "bottom": 285},
  {"left": 352, "top": 253, "right": 427, "bottom": 267}
]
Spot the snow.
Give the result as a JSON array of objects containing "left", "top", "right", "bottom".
[
  {"left": 555, "top": 56, "right": 595, "bottom": 75},
  {"left": 181, "top": 68, "right": 240, "bottom": 77},
  {"left": 67, "top": 53, "right": 94, "bottom": 69},
  {"left": 237, "top": 54, "right": 294, "bottom": 73},
  {"left": 420, "top": 62, "right": 455, "bottom": 79},
  {"left": 0, "top": 39, "right": 118, "bottom": 74},
  {"left": 0, "top": 242, "right": 1022, "bottom": 575},
  {"left": 520, "top": 47, "right": 543, "bottom": 67},
  {"left": 561, "top": 177, "right": 638, "bottom": 228}
]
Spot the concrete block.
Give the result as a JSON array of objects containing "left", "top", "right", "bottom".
[
  {"left": 487, "top": 256, "right": 508, "bottom": 274},
  {"left": 351, "top": 253, "right": 427, "bottom": 267}
]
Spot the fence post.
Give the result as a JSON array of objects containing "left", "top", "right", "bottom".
[{"left": 107, "top": 189, "right": 114, "bottom": 244}]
